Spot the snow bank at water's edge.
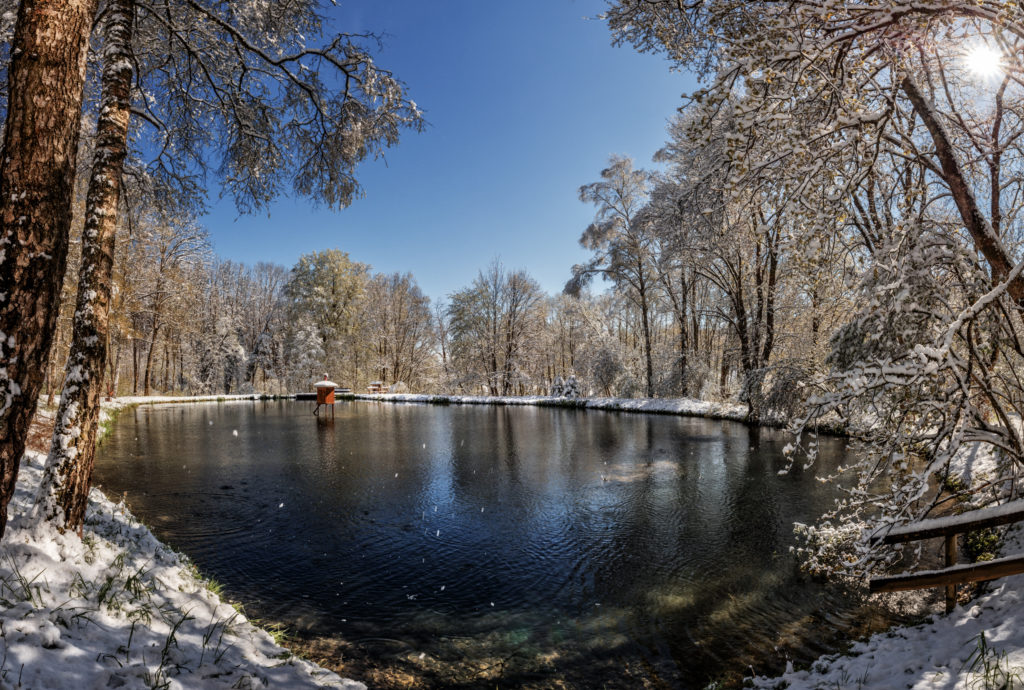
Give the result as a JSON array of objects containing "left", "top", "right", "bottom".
[
  {"left": 1, "top": 399, "right": 361, "bottom": 689},
  {"left": 353, "top": 392, "right": 753, "bottom": 422}
]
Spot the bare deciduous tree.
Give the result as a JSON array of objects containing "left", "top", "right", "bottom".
[{"left": 569, "top": 156, "right": 660, "bottom": 397}]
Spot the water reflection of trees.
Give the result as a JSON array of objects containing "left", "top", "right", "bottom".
[{"left": 95, "top": 401, "right": 883, "bottom": 689}]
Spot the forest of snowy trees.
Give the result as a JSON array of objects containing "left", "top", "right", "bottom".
[
  {"left": 38, "top": 214, "right": 789, "bottom": 403},
  {"left": 8, "top": 3, "right": 1024, "bottom": 685},
  {"left": 0, "top": 0, "right": 426, "bottom": 535},
  {"left": 21, "top": 93, "right": 927, "bottom": 434},
  {"left": 603, "top": 0, "right": 1024, "bottom": 577},
  {"left": 36, "top": 141, "right": 834, "bottom": 409}
]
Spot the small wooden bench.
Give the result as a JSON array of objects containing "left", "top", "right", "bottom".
[{"left": 870, "top": 500, "right": 1024, "bottom": 612}]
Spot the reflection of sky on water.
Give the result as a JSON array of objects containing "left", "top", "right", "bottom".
[{"left": 96, "top": 401, "right": 892, "bottom": 688}]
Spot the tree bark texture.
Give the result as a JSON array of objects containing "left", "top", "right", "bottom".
[
  {"left": 0, "top": 0, "right": 99, "bottom": 540},
  {"left": 639, "top": 282, "right": 654, "bottom": 398},
  {"left": 661, "top": 269, "right": 689, "bottom": 396},
  {"left": 42, "top": 0, "right": 135, "bottom": 532},
  {"left": 143, "top": 315, "right": 161, "bottom": 396}
]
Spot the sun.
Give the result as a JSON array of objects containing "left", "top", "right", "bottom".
[{"left": 964, "top": 44, "right": 1004, "bottom": 79}]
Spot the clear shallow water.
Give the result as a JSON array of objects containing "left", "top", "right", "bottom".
[{"left": 94, "top": 400, "right": 899, "bottom": 688}]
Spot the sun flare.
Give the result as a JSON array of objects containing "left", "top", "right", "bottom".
[{"left": 964, "top": 44, "right": 1004, "bottom": 79}]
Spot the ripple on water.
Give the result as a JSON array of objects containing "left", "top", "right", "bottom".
[{"left": 96, "top": 401, "right": 915, "bottom": 689}]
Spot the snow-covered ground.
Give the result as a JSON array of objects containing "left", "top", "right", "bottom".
[
  {"left": 0, "top": 397, "right": 362, "bottom": 690},
  {"left": 107, "top": 394, "right": 281, "bottom": 406},
  {"left": 754, "top": 526, "right": 1024, "bottom": 689},
  {"left": 352, "top": 391, "right": 753, "bottom": 422},
  {"left": 753, "top": 440, "right": 1024, "bottom": 689}
]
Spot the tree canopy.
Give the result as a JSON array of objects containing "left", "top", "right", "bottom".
[{"left": 606, "top": 0, "right": 1024, "bottom": 575}]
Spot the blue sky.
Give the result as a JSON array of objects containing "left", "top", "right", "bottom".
[{"left": 203, "top": 0, "right": 696, "bottom": 303}]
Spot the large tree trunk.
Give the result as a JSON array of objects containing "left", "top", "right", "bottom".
[
  {"left": 0, "top": 0, "right": 99, "bottom": 540},
  {"left": 39, "top": 0, "right": 135, "bottom": 532}
]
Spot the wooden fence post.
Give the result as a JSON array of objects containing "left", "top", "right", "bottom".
[
  {"left": 870, "top": 500, "right": 1024, "bottom": 610},
  {"left": 945, "top": 533, "right": 957, "bottom": 613}
]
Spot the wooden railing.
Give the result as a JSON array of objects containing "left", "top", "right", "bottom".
[{"left": 870, "top": 500, "right": 1024, "bottom": 613}]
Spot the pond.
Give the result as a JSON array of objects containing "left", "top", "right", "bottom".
[{"left": 94, "top": 400, "right": 899, "bottom": 688}]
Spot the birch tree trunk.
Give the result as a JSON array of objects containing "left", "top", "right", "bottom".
[
  {"left": 39, "top": 0, "right": 134, "bottom": 532},
  {"left": 0, "top": 0, "right": 98, "bottom": 540}
]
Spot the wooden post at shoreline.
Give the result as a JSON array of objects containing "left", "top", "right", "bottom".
[
  {"left": 870, "top": 501, "right": 1024, "bottom": 613},
  {"left": 945, "top": 533, "right": 957, "bottom": 614}
]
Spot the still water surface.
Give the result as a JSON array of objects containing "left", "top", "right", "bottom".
[{"left": 94, "top": 400, "right": 896, "bottom": 688}]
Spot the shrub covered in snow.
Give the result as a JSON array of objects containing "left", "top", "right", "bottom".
[
  {"left": 549, "top": 375, "right": 582, "bottom": 399},
  {"left": 549, "top": 376, "right": 565, "bottom": 397}
]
